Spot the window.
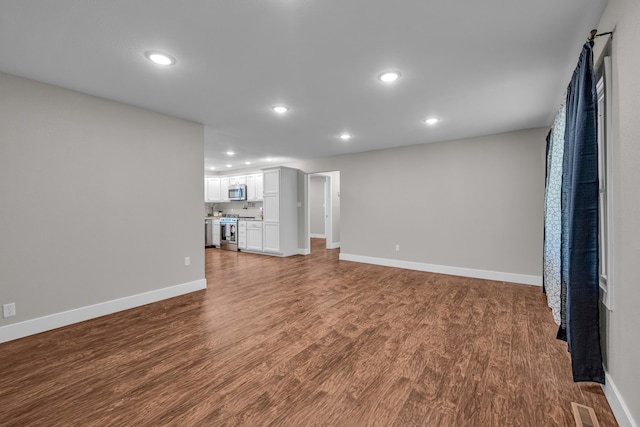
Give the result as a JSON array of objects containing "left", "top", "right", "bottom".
[{"left": 596, "top": 56, "right": 613, "bottom": 310}]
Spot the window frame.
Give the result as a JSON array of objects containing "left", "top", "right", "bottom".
[{"left": 596, "top": 55, "right": 614, "bottom": 311}]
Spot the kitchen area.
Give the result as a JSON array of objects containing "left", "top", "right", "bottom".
[{"left": 204, "top": 166, "right": 299, "bottom": 257}]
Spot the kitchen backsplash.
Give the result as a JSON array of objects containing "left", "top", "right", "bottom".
[{"left": 205, "top": 201, "right": 263, "bottom": 218}]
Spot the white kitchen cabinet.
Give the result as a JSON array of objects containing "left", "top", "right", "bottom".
[
  {"left": 261, "top": 166, "right": 298, "bottom": 256},
  {"left": 244, "top": 172, "right": 264, "bottom": 201},
  {"left": 204, "top": 172, "right": 264, "bottom": 203},
  {"left": 263, "top": 194, "right": 280, "bottom": 221},
  {"left": 238, "top": 221, "right": 247, "bottom": 250},
  {"left": 213, "top": 219, "right": 221, "bottom": 246},
  {"left": 221, "top": 177, "right": 230, "bottom": 201},
  {"left": 263, "top": 168, "right": 280, "bottom": 194},
  {"left": 230, "top": 175, "right": 246, "bottom": 186},
  {"left": 256, "top": 173, "right": 264, "bottom": 200},
  {"left": 246, "top": 174, "right": 258, "bottom": 201},
  {"left": 262, "top": 222, "right": 280, "bottom": 253},
  {"left": 246, "top": 222, "right": 263, "bottom": 251},
  {"left": 205, "top": 177, "right": 221, "bottom": 202}
]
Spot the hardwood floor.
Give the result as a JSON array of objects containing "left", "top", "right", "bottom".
[{"left": 0, "top": 239, "right": 617, "bottom": 426}]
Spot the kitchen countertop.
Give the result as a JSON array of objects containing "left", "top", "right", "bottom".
[{"left": 205, "top": 217, "right": 262, "bottom": 221}]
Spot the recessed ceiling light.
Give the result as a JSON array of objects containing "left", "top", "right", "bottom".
[
  {"left": 378, "top": 71, "right": 401, "bottom": 83},
  {"left": 144, "top": 51, "right": 176, "bottom": 66},
  {"left": 226, "top": 164, "right": 232, "bottom": 168},
  {"left": 245, "top": 161, "right": 251, "bottom": 165},
  {"left": 266, "top": 158, "right": 273, "bottom": 162},
  {"left": 226, "top": 151, "right": 235, "bottom": 156},
  {"left": 424, "top": 117, "right": 440, "bottom": 125},
  {"left": 339, "top": 133, "right": 352, "bottom": 141},
  {"left": 272, "top": 105, "right": 289, "bottom": 114},
  {"left": 209, "top": 167, "right": 215, "bottom": 170}
]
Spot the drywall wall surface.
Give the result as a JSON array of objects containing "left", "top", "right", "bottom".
[
  {"left": 286, "top": 127, "right": 547, "bottom": 277},
  {"left": 310, "top": 176, "right": 325, "bottom": 236},
  {"left": 593, "top": 0, "right": 640, "bottom": 424},
  {"left": 0, "top": 72, "right": 205, "bottom": 326}
]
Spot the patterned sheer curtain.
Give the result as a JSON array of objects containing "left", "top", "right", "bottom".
[
  {"left": 543, "top": 102, "right": 565, "bottom": 326},
  {"left": 543, "top": 41, "right": 604, "bottom": 384}
]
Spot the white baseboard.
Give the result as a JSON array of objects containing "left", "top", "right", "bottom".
[
  {"left": 602, "top": 370, "right": 638, "bottom": 427},
  {"left": 310, "top": 233, "right": 326, "bottom": 238},
  {"left": 338, "top": 253, "right": 541, "bottom": 286},
  {"left": 0, "top": 279, "right": 207, "bottom": 344},
  {"left": 327, "top": 241, "right": 341, "bottom": 249},
  {"left": 298, "top": 248, "right": 311, "bottom": 255}
]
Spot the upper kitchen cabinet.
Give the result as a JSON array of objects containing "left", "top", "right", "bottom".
[
  {"left": 230, "top": 175, "right": 246, "bottom": 186},
  {"left": 221, "top": 177, "right": 230, "bottom": 202},
  {"left": 205, "top": 177, "right": 221, "bottom": 202},
  {"left": 263, "top": 168, "right": 280, "bottom": 194},
  {"left": 204, "top": 172, "right": 264, "bottom": 203},
  {"left": 261, "top": 166, "right": 298, "bottom": 256},
  {"left": 246, "top": 174, "right": 256, "bottom": 201},
  {"left": 256, "top": 174, "right": 264, "bottom": 200},
  {"left": 246, "top": 173, "right": 264, "bottom": 201}
]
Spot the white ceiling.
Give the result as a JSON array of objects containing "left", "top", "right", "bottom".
[{"left": 0, "top": 0, "right": 607, "bottom": 172}]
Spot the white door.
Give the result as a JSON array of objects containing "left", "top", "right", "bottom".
[{"left": 324, "top": 177, "right": 332, "bottom": 248}]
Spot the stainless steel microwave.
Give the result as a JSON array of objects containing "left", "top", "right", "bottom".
[{"left": 228, "top": 184, "right": 247, "bottom": 201}]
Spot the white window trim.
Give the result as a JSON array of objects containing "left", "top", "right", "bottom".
[{"left": 597, "top": 56, "right": 614, "bottom": 311}]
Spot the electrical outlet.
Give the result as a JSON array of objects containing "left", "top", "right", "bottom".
[
  {"left": 3, "top": 302, "right": 16, "bottom": 318},
  {"left": 184, "top": 256, "right": 191, "bottom": 267},
  {"left": 395, "top": 244, "right": 400, "bottom": 252}
]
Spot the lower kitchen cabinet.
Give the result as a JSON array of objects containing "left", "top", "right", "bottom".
[
  {"left": 213, "top": 219, "right": 221, "bottom": 246},
  {"left": 238, "top": 221, "right": 247, "bottom": 250},
  {"left": 262, "top": 222, "right": 280, "bottom": 253},
  {"left": 246, "top": 222, "right": 263, "bottom": 251}
]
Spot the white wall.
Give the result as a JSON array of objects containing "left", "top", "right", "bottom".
[
  {"left": 286, "top": 127, "right": 546, "bottom": 283},
  {"left": 0, "top": 72, "right": 205, "bottom": 341},
  {"left": 309, "top": 176, "right": 325, "bottom": 236},
  {"left": 593, "top": 0, "right": 640, "bottom": 425}
]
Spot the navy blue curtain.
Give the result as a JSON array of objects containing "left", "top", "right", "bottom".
[{"left": 559, "top": 41, "right": 604, "bottom": 384}]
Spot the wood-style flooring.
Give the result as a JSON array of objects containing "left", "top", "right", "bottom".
[{"left": 0, "top": 239, "right": 617, "bottom": 426}]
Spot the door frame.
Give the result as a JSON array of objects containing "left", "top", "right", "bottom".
[{"left": 307, "top": 171, "right": 340, "bottom": 251}]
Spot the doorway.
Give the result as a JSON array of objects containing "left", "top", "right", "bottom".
[{"left": 308, "top": 171, "right": 340, "bottom": 251}]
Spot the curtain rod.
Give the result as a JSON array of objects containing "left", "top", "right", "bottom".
[{"left": 588, "top": 29, "right": 614, "bottom": 41}]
